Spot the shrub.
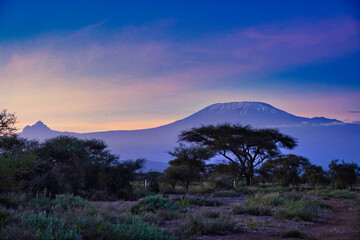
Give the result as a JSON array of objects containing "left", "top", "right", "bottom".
[
  {"left": 131, "top": 195, "right": 179, "bottom": 214},
  {"left": 180, "top": 212, "right": 237, "bottom": 236},
  {"left": 324, "top": 189, "right": 356, "bottom": 199},
  {"left": 112, "top": 216, "right": 177, "bottom": 240},
  {"left": 209, "top": 174, "right": 234, "bottom": 190},
  {"left": 278, "top": 199, "right": 321, "bottom": 221},
  {"left": 0, "top": 209, "right": 11, "bottom": 228},
  {"left": 232, "top": 204, "right": 272, "bottom": 216},
  {"left": 178, "top": 195, "right": 222, "bottom": 207},
  {"left": 213, "top": 190, "right": 241, "bottom": 197},
  {"left": 282, "top": 191, "right": 303, "bottom": 201},
  {"left": 245, "top": 218, "right": 260, "bottom": 230},
  {"left": 245, "top": 193, "right": 284, "bottom": 208}
]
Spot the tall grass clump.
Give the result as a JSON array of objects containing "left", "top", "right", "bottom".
[
  {"left": 213, "top": 189, "right": 241, "bottom": 197},
  {"left": 278, "top": 199, "right": 321, "bottom": 221},
  {"left": 232, "top": 204, "right": 272, "bottom": 216},
  {"left": 246, "top": 193, "right": 284, "bottom": 208},
  {"left": 323, "top": 189, "right": 356, "bottom": 199},
  {"left": 131, "top": 195, "right": 179, "bottom": 214},
  {"left": 180, "top": 211, "right": 237, "bottom": 236},
  {"left": 0, "top": 194, "right": 178, "bottom": 240},
  {"left": 178, "top": 194, "right": 222, "bottom": 207}
]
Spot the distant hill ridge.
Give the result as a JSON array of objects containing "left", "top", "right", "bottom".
[{"left": 20, "top": 101, "right": 359, "bottom": 170}]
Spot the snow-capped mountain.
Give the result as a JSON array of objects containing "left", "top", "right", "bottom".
[{"left": 20, "top": 102, "right": 359, "bottom": 170}]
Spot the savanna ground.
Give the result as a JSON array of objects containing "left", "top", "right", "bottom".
[
  {"left": 103, "top": 185, "right": 360, "bottom": 240},
  {"left": 1, "top": 184, "right": 359, "bottom": 240}
]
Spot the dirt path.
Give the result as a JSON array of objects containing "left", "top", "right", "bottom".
[{"left": 302, "top": 198, "right": 359, "bottom": 240}]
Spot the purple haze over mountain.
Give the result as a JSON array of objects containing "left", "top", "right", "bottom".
[{"left": 20, "top": 102, "right": 359, "bottom": 170}]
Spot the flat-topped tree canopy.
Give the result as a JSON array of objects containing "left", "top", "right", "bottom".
[{"left": 179, "top": 123, "right": 297, "bottom": 185}]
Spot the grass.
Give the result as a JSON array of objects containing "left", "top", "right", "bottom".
[
  {"left": 177, "top": 194, "right": 222, "bottom": 207},
  {"left": 245, "top": 193, "right": 284, "bottom": 207},
  {"left": 324, "top": 189, "right": 356, "bottom": 199},
  {"left": 232, "top": 204, "right": 272, "bottom": 216},
  {"left": 245, "top": 218, "right": 260, "bottom": 230},
  {"left": 131, "top": 195, "right": 180, "bottom": 214},
  {"left": 0, "top": 194, "right": 178, "bottom": 240},
  {"left": 213, "top": 190, "right": 241, "bottom": 197},
  {"left": 180, "top": 211, "right": 237, "bottom": 236},
  {"left": 278, "top": 199, "right": 322, "bottom": 221}
]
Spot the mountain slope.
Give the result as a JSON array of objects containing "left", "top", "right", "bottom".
[{"left": 20, "top": 102, "right": 359, "bottom": 170}]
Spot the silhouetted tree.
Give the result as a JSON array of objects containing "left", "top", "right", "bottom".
[
  {"left": 36, "top": 136, "right": 143, "bottom": 199},
  {"left": 329, "top": 160, "right": 359, "bottom": 189},
  {"left": 164, "top": 144, "right": 214, "bottom": 190},
  {"left": 258, "top": 154, "right": 309, "bottom": 186},
  {"left": 302, "top": 164, "right": 328, "bottom": 188},
  {"left": 0, "top": 109, "right": 17, "bottom": 137},
  {"left": 180, "top": 124, "right": 297, "bottom": 185}
]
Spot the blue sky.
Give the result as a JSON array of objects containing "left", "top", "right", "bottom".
[{"left": 0, "top": 0, "right": 359, "bottom": 132}]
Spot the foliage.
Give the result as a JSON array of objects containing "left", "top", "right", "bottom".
[
  {"left": 180, "top": 123, "right": 297, "bottom": 185},
  {"left": 209, "top": 173, "right": 234, "bottom": 190},
  {"left": 302, "top": 164, "right": 328, "bottom": 188},
  {"left": 0, "top": 134, "right": 144, "bottom": 200},
  {"left": 180, "top": 211, "right": 237, "bottom": 236},
  {"left": 245, "top": 193, "right": 284, "bottom": 207},
  {"left": 278, "top": 199, "right": 322, "bottom": 221},
  {"left": 131, "top": 195, "right": 179, "bottom": 214},
  {"left": 232, "top": 204, "right": 272, "bottom": 216},
  {"left": 0, "top": 194, "right": 177, "bottom": 240},
  {"left": 329, "top": 160, "right": 359, "bottom": 189},
  {"left": 322, "top": 189, "right": 356, "bottom": 199},
  {"left": 245, "top": 218, "right": 260, "bottom": 230},
  {"left": 258, "top": 155, "right": 310, "bottom": 186},
  {"left": 178, "top": 194, "right": 222, "bottom": 207},
  {"left": 164, "top": 144, "right": 214, "bottom": 190},
  {"left": 213, "top": 189, "right": 241, "bottom": 197},
  {"left": 0, "top": 110, "right": 17, "bottom": 137}
]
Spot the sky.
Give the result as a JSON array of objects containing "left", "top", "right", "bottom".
[{"left": 0, "top": 0, "right": 360, "bottom": 132}]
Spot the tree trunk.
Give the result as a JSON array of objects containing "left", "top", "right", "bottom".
[{"left": 245, "top": 175, "right": 251, "bottom": 186}]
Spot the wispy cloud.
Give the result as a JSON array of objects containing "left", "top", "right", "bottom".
[{"left": 0, "top": 17, "right": 359, "bottom": 131}]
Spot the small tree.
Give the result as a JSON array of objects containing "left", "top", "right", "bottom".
[
  {"left": 180, "top": 124, "right": 297, "bottom": 185},
  {"left": 329, "top": 160, "right": 359, "bottom": 189},
  {"left": 164, "top": 143, "right": 214, "bottom": 190},
  {"left": 258, "top": 154, "right": 309, "bottom": 187},
  {"left": 302, "top": 164, "right": 328, "bottom": 189},
  {"left": 0, "top": 109, "right": 17, "bottom": 137}
]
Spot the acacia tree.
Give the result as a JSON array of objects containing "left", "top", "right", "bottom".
[
  {"left": 258, "top": 154, "right": 310, "bottom": 187},
  {"left": 0, "top": 109, "right": 17, "bottom": 137},
  {"left": 164, "top": 143, "right": 214, "bottom": 190},
  {"left": 179, "top": 124, "right": 297, "bottom": 185},
  {"left": 329, "top": 160, "right": 359, "bottom": 189}
]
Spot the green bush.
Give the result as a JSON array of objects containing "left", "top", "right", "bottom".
[
  {"left": 278, "top": 199, "right": 321, "bottom": 221},
  {"left": 213, "top": 190, "right": 241, "bottom": 197},
  {"left": 245, "top": 193, "right": 284, "bottom": 208},
  {"left": 245, "top": 218, "right": 260, "bottom": 230},
  {"left": 112, "top": 216, "right": 177, "bottom": 240},
  {"left": 178, "top": 195, "right": 222, "bottom": 207},
  {"left": 23, "top": 211, "right": 82, "bottom": 240},
  {"left": 232, "top": 204, "right": 272, "bottom": 216},
  {"left": 180, "top": 212, "right": 237, "bottom": 236},
  {"left": 324, "top": 189, "right": 356, "bottom": 199},
  {"left": 131, "top": 195, "right": 179, "bottom": 214},
  {"left": 0, "top": 209, "right": 11, "bottom": 228}
]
